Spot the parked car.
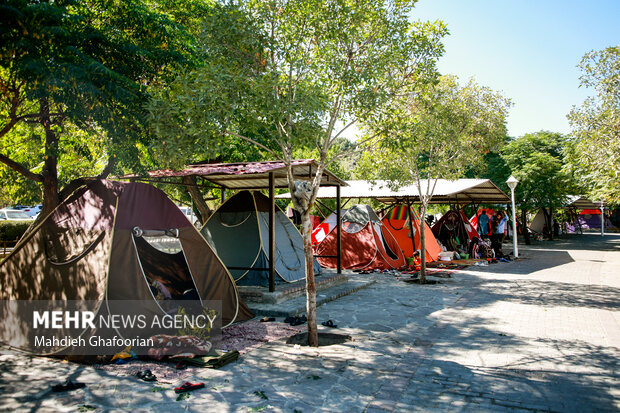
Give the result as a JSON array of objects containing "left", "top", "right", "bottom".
[
  {"left": 0, "top": 208, "right": 33, "bottom": 220},
  {"left": 22, "top": 204, "right": 42, "bottom": 217},
  {"left": 177, "top": 205, "right": 199, "bottom": 225}
]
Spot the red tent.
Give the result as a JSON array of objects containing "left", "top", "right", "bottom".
[{"left": 315, "top": 204, "right": 406, "bottom": 270}]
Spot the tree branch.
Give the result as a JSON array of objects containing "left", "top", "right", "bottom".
[
  {"left": 224, "top": 130, "right": 279, "bottom": 158},
  {"left": 0, "top": 152, "right": 43, "bottom": 182}
]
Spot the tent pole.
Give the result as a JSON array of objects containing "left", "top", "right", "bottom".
[
  {"left": 406, "top": 197, "right": 416, "bottom": 257},
  {"left": 575, "top": 207, "right": 583, "bottom": 234},
  {"left": 337, "top": 185, "right": 342, "bottom": 274},
  {"left": 269, "top": 172, "right": 275, "bottom": 292}
]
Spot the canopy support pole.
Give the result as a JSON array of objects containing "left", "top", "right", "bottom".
[
  {"left": 406, "top": 197, "right": 416, "bottom": 257},
  {"left": 601, "top": 202, "right": 605, "bottom": 237},
  {"left": 337, "top": 185, "right": 342, "bottom": 274},
  {"left": 269, "top": 172, "right": 275, "bottom": 292}
]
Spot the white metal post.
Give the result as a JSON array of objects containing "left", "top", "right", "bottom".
[
  {"left": 510, "top": 186, "right": 518, "bottom": 258},
  {"left": 506, "top": 175, "right": 519, "bottom": 259}
]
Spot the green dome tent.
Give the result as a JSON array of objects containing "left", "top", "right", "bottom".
[{"left": 202, "top": 190, "right": 320, "bottom": 286}]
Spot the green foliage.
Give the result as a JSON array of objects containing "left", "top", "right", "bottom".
[
  {"left": 357, "top": 75, "right": 511, "bottom": 193},
  {"left": 0, "top": 220, "right": 32, "bottom": 242},
  {"left": 567, "top": 46, "right": 620, "bottom": 205},
  {"left": 147, "top": 0, "right": 447, "bottom": 178},
  {"left": 0, "top": 122, "right": 107, "bottom": 205},
  {"left": 501, "top": 131, "right": 573, "bottom": 211},
  {"left": 0, "top": 0, "right": 211, "bottom": 208}
]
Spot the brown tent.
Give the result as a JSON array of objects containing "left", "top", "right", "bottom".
[{"left": 0, "top": 180, "right": 252, "bottom": 355}]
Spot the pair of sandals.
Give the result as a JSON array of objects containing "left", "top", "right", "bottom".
[
  {"left": 321, "top": 320, "right": 338, "bottom": 328},
  {"left": 284, "top": 315, "right": 307, "bottom": 326},
  {"left": 174, "top": 382, "right": 205, "bottom": 394},
  {"left": 136, "top": 370, "right": 157, "bottom": 382},
  {"left": 51, "top": 380, "right": 86, "bottom": 392}
]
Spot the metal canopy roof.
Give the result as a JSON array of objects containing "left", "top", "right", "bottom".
[
  {"left": 124, "top": 159, "right": 347, "bottom": 189},
  {"left": 564, "top": 196, "right": 602, "bottom": 209},
  {"left": 277, "top": 179, "right": 510, "bottom": 204}
]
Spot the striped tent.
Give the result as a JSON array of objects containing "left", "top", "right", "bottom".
[{"left": 382, "top": 204, "right": 442, "bottom": 262}]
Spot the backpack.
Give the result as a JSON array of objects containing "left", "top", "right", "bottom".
[{"left": 478, "top": 242, "right": 494, "bottom": 259}]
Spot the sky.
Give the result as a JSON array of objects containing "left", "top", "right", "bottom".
[{"left": 411, "top": 0, "right": 620, "bottom": 138}]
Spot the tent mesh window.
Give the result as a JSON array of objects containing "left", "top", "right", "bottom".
[
  {"left": 341, "top": 207, "right": 369, "bottom": 234},
  {"left": 132, "top": 228, "right": 201, "bottom": 304}
]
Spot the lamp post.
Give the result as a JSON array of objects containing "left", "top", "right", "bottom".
[{"left": 506, "top": 175, "right": 519, "bottom": 258}]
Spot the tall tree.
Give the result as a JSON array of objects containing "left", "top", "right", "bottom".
[
  {"left": 357, "top": 75, "right": 511, "bottom": 282},
  {"left": 0, "top": 0, "right": 204, "bottom": 215},
  {"left": 501, "top": 131, "right": 573, "bottom": 243},
  {"left": 567, "top": 46, "right": 620, "bottom": 205},
  {"left": 147, "top": 0, "right": 447, "bottom": 346}
]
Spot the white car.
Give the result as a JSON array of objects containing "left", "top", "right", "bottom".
[
  {"left": 22, "top": 204, "right": 42, "bottom": 217},
  {"left": 177, "top": 205, "right": 199, "bottom": 225},
  {"left": 0, "top": 208, "right": 33, "bottom": 220}
]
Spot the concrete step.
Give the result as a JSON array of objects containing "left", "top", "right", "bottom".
[
  {"left": 246, "top": 277, "right": 376, "bottom": 318},
  {"left": 238, "top": 271, "right": 349, "bottom": 305}
]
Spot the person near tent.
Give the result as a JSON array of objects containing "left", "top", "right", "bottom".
[
  {"left": 468, "top": 236, "right": 495, "bottom": 260},
  {"left": 151, "top": 279, "right": 172, "bottom": 301},
  {"left": 491, "top": 211, "right": 508, "bottom": 257},
  {"left": 410, "top": 250, "right": 422, "bottom": 271},
  {"left": 478, "top": 210, "right": 490, "bottom": 239},
  {"left": 425, "top": 214, "right": 435, "bottom": 227},
  {"left": 553, "top": 219, "right": 560, "bottom": 237}
]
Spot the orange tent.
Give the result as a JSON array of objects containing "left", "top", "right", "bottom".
[{"left": 382, "top": 204, "right": 442, "bottom": 262}]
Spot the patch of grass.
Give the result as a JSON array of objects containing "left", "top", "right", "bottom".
[
  {"left": 247, "top": 406, "right": 268, "bottom": 412},
  {"left": 151, "top": 386, "right": 167, "bottom": 392},
  {"left": 77, "top": 405, "right": 96, "bottom": 412},
  {"left": 176, "top": 392, "right": 190, "bottom": 401}
]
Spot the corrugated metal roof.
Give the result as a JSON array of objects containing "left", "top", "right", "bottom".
[
  {"left": 276, "top": 179, "right": 510, "bottom": 204},
  {"left": 122, "top": 159, "right": 347, "bottom": 189},
  {"left": 564, "top": 196, "right": 602, "bottom": 209}
]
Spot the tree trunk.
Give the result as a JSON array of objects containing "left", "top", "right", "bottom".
[
  {"left": 522, "top": 208, "right": 530, "bottom": 245},
  {"left": 548, "top": 208, "right": 554, "bottom": 241},
  {"left": 182, "top": 175, "right": 212, "bottom": 224},
  {"left": 40, "top": 97, "right": 59, "bottom": 218},
  {"left": 419, "top": 203, "right": 427, "bottom": 284},
  {"left": 300, "top": 209, "right": 318, "bottom": 346}
]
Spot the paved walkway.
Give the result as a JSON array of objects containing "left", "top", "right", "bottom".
[{"left": 1, "top": 234, "right": 619, "bottom": 412}]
